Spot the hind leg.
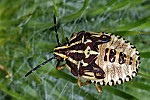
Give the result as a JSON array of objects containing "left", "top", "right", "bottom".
[{"left": 94, "top": 83, "right": 102, "bottom": 92}]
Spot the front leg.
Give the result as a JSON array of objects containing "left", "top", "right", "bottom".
[
  {"left": 56, "top": 64, "right": 66, "bottom": 70},
  {"left": 77, "top": 77, "right": 92, "bottom": 87},
  {"left": 94, "top": 83, "right": 102, "bottom": 93},
  {"left": 56, "top": 61, "right": 66, "bottom": 70}
]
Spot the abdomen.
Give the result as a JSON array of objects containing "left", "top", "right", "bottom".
[{"left": 94, "top": 33, "right": 140, "bottom": 86}]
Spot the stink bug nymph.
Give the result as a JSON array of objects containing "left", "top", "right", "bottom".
[{"left": 25, "top": 15, "right": 140, "bottom": 92}]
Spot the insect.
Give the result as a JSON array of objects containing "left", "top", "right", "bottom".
[{"left": 25, "top": 15, "right": 140, "bottom": 92}]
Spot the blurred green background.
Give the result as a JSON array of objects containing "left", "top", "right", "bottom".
[{"left": 0, "top": 0, "right": 150, "bottom": 100}]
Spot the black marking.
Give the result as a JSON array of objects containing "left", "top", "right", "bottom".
[
  {"left": 70, "top": 33, "right": 76, "bottom": 38},
  {"left": 103, "top": 80, "right": 105, "bottom": 86},
  {"left": 97, "top": 80, "right": 105, "bottom": 86},
  {"left": 104, "top": 56, "right": 107, "bottom": 61},
  {"left": 104, "top": 48, "right": 109, "bottom": 61},
  {"left": 131, "top": 45, "right": 136, "bottom": 49},
  {"left": 117, "top": 36, "right": 122, "bottom": 39},
  {"left": 79, "top": 62, "right": 105, "bottom": 79},
  {"left": 116, "top": 78, "right": 123, "bottom": 84},
  {"left": 66, "top": 59, "right": 78, "bottom": 76},
  {"left": 107, "top": 82, "right": 109, "bottom": 85},
  {"left": 136, "top": 52, "right": 140, "bottom": 55},
  {"left": 136, "top": 68, "right": 139, "bottom": 73},
  {"left": 109, "top": 49, "right": 116, "bottom": 63},
  {"left": 125, "top": 40, "right": 129, "bottom": 43},
  {"left": 83, "top": 55, "right": 97, "bottom": 63},
  {"left": 88, "top": 34, "right": 111, "bottom": 44},
  {"left": 136, "top": 61, "right": 138, "bottom": 67},
  {"left": 97, "top": 82, "right": 101, "bottom": 85},
  {"left": 102, "top": 80, "right": 105, "bottom": 86},
  {"left": 132, "top": 71, "right": 137, "bottom": 78},
  {"left": 69, "top": 53, "right": 85, "bottom": 61},
  {"left": 125, "top": 75, "right": 131, "bottom": 82},
  {"left": 110, "top": 33, "right": 114, "bottom": 36},
  {"left": 80, "top": 62, "right": 83, "bottom": 66},
  {"left": 92, "top": 63, "right": 105, "bottom": 79},
  {"left": 84, "top": 32, "right": 92, "bottom": 42},
  {"left": 70, "top": 43, "right": 85, "bottom": 50},
  {"left": 119, "top": 52, "right": 126, "bottom": 64},
  {"left": 129, "top": 57, "right": 133, "bottom": 65},
  {"left": 138, "top": 56, "right": 140, "bottom": 60},
  {"left": 98, "top": 35, "right": 111, "bottom": 44},
  {"left": 70, "top": 31, "right": 85, "bottom": 44},
  {"left": 85, "top": 42, "right": 98, "bottom": 52},
  {"left": 110, "top": 80, "right": 114, "bottom": 85}
]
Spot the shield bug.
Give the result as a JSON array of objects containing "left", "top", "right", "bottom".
[{"left": 25, "top": 15, "right": 140, "bottom": 92}]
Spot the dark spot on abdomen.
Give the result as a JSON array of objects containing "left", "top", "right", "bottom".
[
  {"left": 119, "top": 52, "right": 126, "bottom": 64},
  {"left": 109, "top": 49, "right": 116, "bottom": 63}
]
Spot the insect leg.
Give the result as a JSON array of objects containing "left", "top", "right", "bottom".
[
  {"left": 55, "top": 60, "right": 66, "bottom": 70},
  {"left": 94, "top": 83, "right": 102, "bottom": 93},
  {"left": 56, "top": 64, "right": 66, "bottom": 70},
  {"left": 77, "top": 77, "right": 92, "bottom": 87}
]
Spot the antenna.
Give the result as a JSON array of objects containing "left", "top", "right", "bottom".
[
  {"left": 54, "top": 15, "right": 61, "bottom": 46},
  {"left": 25, "top": 57, "right": 55, "bottom": 77}
]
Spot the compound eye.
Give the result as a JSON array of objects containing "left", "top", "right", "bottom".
[{"left": 98, "top": 35, "right": 111, "bottom": 43}]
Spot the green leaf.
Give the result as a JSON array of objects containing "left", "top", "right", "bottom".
[
  {"left": 104, "top": 86, "right": 138, "bottom": 100},
  {"left": 62, "top": 0, "right": 89, "bottom": 23},
  {"left": 0, "top": 82, "right": 31, "bottom": 100},
  {"left": 140, "top": 52, "right": 150, "bottom": 58}
]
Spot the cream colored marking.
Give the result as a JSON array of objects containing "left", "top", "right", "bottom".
[
  {"left": 70, "top": 50, "right": 83, "bottom": 53},
  {"left": 77, "top": 61, "right": 81, "bottom": 70},
  {"left": 82, "top": 35, "right": 84, "bottom": 43},
  {"left": 106, "top": 48, "right": 110, "bottom": 62},
  {"left": 132, "top": 72, "right": 136, "bottom": 77},
  {"left": 68, "top": 57, "right": 78, "bottom": 65},
  {"left": 84, "top": 72, "right": 94, "bottom": 77},
  {"left": 54, "top": 41, "right": 82, "bottom": 50},
  {"left": 70, "top": 40, "right": 82, "bottom": 46},
  {"left": 69, "top": 46, "right": 99, "bottom": 58},
  {"left": 87, "top": 50, "right": 99, "bottom": 55},
  {"left": 109, "top": 81, "right": 113, "bottom": 86},
  {"left": 54, "top": 46, "right": 69, "bottom": 50},
  {"left": 54, "top": 52, "right": 68, "bottom": 59},
  {"left": 65, "top": 64, "right": 71, "bottom": 71},
  {"left": 126, "top": 77, "right": 129, "bottom": 81},
  {"left": 117, "top": 80, "right": 121, "bottom": 84},
  {"left": 82, "top": 75, "right": 96, "bottom": 80},
  {"left": 81, "top": 60, "right": 88, "bottom": 66},
  {"left": 84, "top": 46, "right": 99, "bottom": 58},
  {"left": 84, "top": 39, "right": 92, "bottom": 43},
  {"left": 69, "top": 33, "right": 77, "bottom": 41},
  {"left": 91, "top": 33, "right": 102, "bottom": 37},
  {"left": 54, "top": 52, "right": 78, "bottom": 65},
  {"left": 100, "top": 81, "right": 103, "bottom": 85}
]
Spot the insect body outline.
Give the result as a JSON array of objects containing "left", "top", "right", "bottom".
[{"left": 25, "top": 15, "right": 140, "bottom": 92}]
